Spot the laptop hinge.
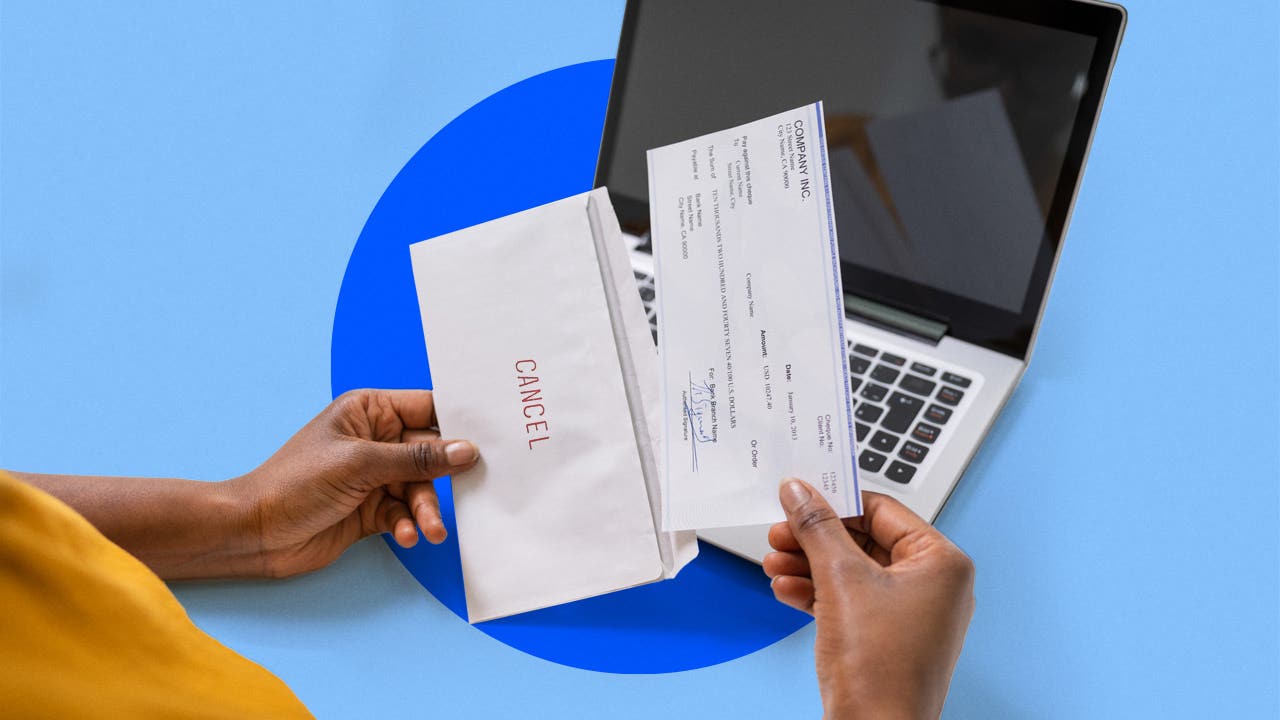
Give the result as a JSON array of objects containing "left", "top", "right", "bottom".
[{"left": 844, "top": 294, "right": 948, "bottom": 345}]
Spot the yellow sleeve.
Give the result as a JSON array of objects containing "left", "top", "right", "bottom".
[{"left": 0, "top": 471, "right": 312, "bottom": 719}]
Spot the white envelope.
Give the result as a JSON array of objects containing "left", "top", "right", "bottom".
[{"left": 410, "top": 188, "right": 697, "bottom": 623}]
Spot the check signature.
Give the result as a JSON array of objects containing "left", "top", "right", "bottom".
[{"left": 684, "top": 375, "right": 716, "bottom": 472}]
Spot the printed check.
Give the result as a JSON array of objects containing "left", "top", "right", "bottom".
[{"left": 649, "top": 102, "right": 862, "bottom": 531}]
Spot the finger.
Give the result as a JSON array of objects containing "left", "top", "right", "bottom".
[
  {"left": 392, "top": 516, "right": 419, "bottom": 548},
  {"left": 768, "top": 521, "right": 802, "bottom": 552},
  {"left": 775, "top": 505, "right": 888, "bottom": 564},
  {"left": 386, "top": 430, "right": 439, "bottom": 512},
  {"left": 774, "top": 514, "right": 889, "bottom": 566},
  {"left": 763, "top": 550, "right": 811, "bottom": 579},
  {"left": 358, "top": 437, "right": 478, "bottom": 488},
  {"left": 366, "top": 493, "right": 418, "bottom": 548},
  {"left": 770, "top": 575, "right": 816, "bottom": 615},
  {"left": 401, "top": 428, "right": 441, "bottom": 444},
  {"left": 779, "top": 478, "right": 872, "bottom": 583},
  {"left": 852, "top": 491, "right": 936, "bottom": 563},
  {"left": 379, "top": 389, "right": 439, "bottom": 429},
  {"left": 406, "top": 481, "right": 447, "bottom": 544},
  {"left": 848, "top": 528, "right": 893, "bottom": 567}
]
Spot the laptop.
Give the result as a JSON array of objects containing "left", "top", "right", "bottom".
[{"left": 594, "top": 0, "right": 1126, "bottom": 563}]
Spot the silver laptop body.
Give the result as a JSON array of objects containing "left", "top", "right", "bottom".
[{"left": 596, "top": 0, "right": 1127, "bottom": 562}]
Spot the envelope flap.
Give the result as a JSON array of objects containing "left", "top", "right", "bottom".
[{"left": 585, "top": 190, "right": 698, "bottom": 576}]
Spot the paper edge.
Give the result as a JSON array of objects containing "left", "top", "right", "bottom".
[{"left": 585, "top": 189, "right": 698, "bottom": 577}]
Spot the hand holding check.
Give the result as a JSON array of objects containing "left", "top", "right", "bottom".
[{"left": 767, "top": 481, "right": 975, "bottom": 720}]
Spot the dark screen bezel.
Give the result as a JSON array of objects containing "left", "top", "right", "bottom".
[{"left": 593, "top": 0, "right": 1124, "bottom": 359}]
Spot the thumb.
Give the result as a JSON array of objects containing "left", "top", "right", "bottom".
[
  {"left": 359, "top": 437, "right": 479, "bottom": 488},
  {"left": 779, "top": 478, "right": 869, "bottom": 580}
]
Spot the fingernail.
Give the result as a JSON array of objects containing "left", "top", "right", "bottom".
[
  {"left": 780, "top": 479, "right": 811, "bottom": 512},
  {"left": 445, "top": 441, "right": 477, "bottom": 465}
]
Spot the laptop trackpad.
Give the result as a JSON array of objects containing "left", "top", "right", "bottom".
[{"left": 698, "top": 524, "right": 774, "bottom": 565}]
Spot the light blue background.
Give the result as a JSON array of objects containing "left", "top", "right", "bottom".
[{"left": 2, "top": 1, "right": 1276, "bottom": 717}]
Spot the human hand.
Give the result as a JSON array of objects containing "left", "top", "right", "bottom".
[
  {"left": 765, "top": 481, "right": 975, "bottom": 720},
  {"left": 227, "top": 389, "right": 478, "bottom": 578}
]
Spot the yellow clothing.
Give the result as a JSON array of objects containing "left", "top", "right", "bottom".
[{"left": 0, "top": 471, "right": 311, "bottom": 719}]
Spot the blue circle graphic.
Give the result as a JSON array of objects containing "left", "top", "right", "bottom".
[{"left": 331, "top": 60, "right": 810, "bottom": 673}]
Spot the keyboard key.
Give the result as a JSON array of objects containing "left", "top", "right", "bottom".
[
  {"left": 881, "top": 352, "right": 906, "bottom": 366},
  {"left": 870, "top": 431, "right": 899, "bottom": 453},
  {"left": 881, "top": 392, "right": 925, "bottom": 433},
  {"left": 884, "top": 461, "right": 917, "bottom": 484},
  {"left": 925, "top": 404, "right": 952, "bottom": 424},
  {"left": 898, "top": 441, "right": 929, "bottom": 463},
  {"left": 936, "top": 386, "right": 964, "bottom": 406},
  {"left": 855, "top": 404, "right": 884, "bottom": 423},
  {"left": 849, "top": 377, "right": 863, "bottom": 393},
  {"left": 849, "top": 356, "right": 871, "bottom": 374},
  {"left": 899, "top": 374, "right": 937, "bottom": 397},
  {"left": 855, "top": 423, "right": 870, "bottom": 442},
  {"left": 910, "top": 362, "right": 937, "bottom": 376},
  {"left": 634, "top": 270, "right": 649, "bottom": 281},
  {"left": 858, "top": 449, "right": 887, "bottom": 473},
  {"left": 870, "top": 365, "right": 900, "bottom": 383},
  {"left": 638, "top": 285, "right": 655, "bottom": 302},
  {"left": 852, "top": 344, "right": 878, "bottom": 357},
  {"left": 911, "top": 422, "right": 940, "bottom": 444},
  {"left": 860, "top": 383, "right": 889, "bottom": 402},
  {"left": 941, "top": 372, "right": 971, "bottom": 388}
]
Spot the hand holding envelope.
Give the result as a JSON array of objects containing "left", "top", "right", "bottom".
[
  {"left": 409, "top": 104, "right": 859, "bottom": 621},
  {"left": 410, "top": 189, "right": 697, "bottom": 623}
]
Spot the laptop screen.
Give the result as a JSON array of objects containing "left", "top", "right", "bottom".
[{"left": 596, "top": 0, "right": 1124, "bottom": 358}]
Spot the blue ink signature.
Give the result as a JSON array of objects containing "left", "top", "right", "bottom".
[{"left": 684, "top": 375, "right": 716, "bottom": 472}]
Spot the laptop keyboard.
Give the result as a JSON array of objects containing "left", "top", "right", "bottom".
[
  {"left": 635, "top": 270, "right": 659, "bottom": 345},
  {"left": 632, "top": 262, "right": 981, "bottom": 488},
  {"left": 844, "top": 340, "right": 977, "bottom": 484}
]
